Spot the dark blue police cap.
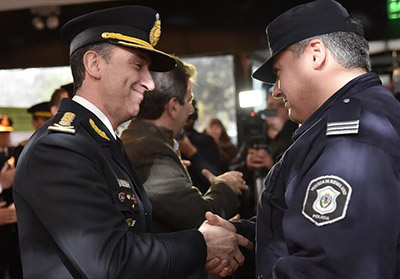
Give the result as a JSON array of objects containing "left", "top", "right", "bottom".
[
  {"left": 61, "top": 5, "right": 175, "bottom": 72},
  {"left": 252, "top": 0, "right": 364, "bottom": 83},
  {"left": 28, "top": 102, "right": 52, "bottom": 119}
]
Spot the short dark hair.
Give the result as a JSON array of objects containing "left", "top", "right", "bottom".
[
  {"left": 137, "top": 56, "right": 196, "bottom": 120},
  {"left": 50, "top": 88, "right": 68, "bottom": 108},
  {"left": 70, "top": 42, "right": 114, "bottom": 90}
]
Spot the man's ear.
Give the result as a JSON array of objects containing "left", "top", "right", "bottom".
[
  {"left": 83, "top": 51, "right": 101, "bottom": 80},
  {"left": 309, "top": 39, "right": 327, "bottom": 70},
  {"left": 166, "top": 97, "right": 180, "bottom": 119}
]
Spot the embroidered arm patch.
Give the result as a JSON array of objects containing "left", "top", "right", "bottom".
[{"left": 302, "top": 175, "right": 352, "bottom": 226}]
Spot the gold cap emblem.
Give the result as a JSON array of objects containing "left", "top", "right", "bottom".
[{"left": 149, "top": 13, "right": 161, "bottom": 46}]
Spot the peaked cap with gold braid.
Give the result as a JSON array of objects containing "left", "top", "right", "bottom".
[
  {"left": 61, "top": 5, "right": 175, "bottom": 72},
  {"left": 28, "top": 102, "right": 52, "bottom": 119}
]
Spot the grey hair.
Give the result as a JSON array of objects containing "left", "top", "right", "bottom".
[{"left": 288, "top": 18, "right": 371, "bottom": 72}]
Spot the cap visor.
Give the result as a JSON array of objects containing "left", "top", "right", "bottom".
[
  {"left": 114, "top": 41, "right": 175, "bottom": 72},
  {"left": 252, "top": 60, "right": 275, "bottom": 83}
]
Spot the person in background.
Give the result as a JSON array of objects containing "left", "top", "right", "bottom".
[
  {"left": 27, "top": 101, "right": 52, "bottom": 130},
  {"left": 204, "top": 118, "right": 238, "bottom": 173},
  {"left": 181, "top": 100, "right": 221, "bottom": 194},
  {"left": 208, "top": 0, "right": 400, "bottom": 278},
  {"left": 49, "top": 87, "right": 69, "bottom": 115},
  {"left": 0, "top": 115, "right": 21, "bottom": 279},
  {"left": 231, "top": 92, "right": 297, "bottom": 219},
  {"left": 121, "top": 56, "right": 246, "bottom": 234},
  {"left": 14, "top": 101, "right": 53, "bottom": 163},
  {"left": 60, "top": 82, "right": 75, "bottom": 98},
  {"left": 13, "top": 5, "right": 251, "bottom": 279}
]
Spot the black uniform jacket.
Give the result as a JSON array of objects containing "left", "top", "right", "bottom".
[
  {"left": 236, "top": 73, "right": 400, "bottom": 278},
  {"left": 13, "top": 98, "right": 206, "bottom": 279}
]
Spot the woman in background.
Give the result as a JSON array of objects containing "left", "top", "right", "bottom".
[{"left": 204, "top": 118, "right": 237, "bottom": 173}]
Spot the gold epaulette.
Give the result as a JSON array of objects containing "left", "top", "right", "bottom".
[{"left": 48, "top": 112, "right": 76, "bottom": 134}]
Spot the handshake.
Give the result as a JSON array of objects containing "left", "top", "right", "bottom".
[{"left": 198, "top": 212, "right": 253, "bottom": 277}]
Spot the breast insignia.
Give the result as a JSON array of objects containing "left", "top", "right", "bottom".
[
  {"left": 126, "top": 218, "right": 136, "bottom": 227},
  {"left": 117, "top": 179, "right": 131, "bottom": 189},
  {"left": 118, "top": 192, "right": 126, "bottom": 203},
  {"left": 48, "top": 112, "right": 76, "bottom": 134},
  {"left": 89, "top": 119, "right": 110, "bottom": 141}
]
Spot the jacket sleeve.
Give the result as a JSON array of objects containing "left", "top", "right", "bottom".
[
  {"left": 143, "top": 155, "right": 240, "bottom": 231},
  {"left": 14, "top": 133, "right": 206, "bottom": 279},
  {"left": 274, "top": 138, "right": 400, "bottom": 279}
]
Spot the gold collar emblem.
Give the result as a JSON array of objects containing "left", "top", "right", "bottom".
[{"left": 89, "top": 119, "right": 110, "bottom": 141}]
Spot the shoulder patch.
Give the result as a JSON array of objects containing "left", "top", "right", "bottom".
[
  {"left": 89, "top": 119, "right": 110, "bottom": 141},
  {"left": 326, "top": 98, "right": 361, "bottom": 136},
  {"left": 302, "top": 175, "right": 352, "bottom": 227},
  {"left": 48, "top": 112, "right": 76, "bottom": 134}
]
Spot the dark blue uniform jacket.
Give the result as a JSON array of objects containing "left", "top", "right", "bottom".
[
  {"left": 237, "top": 73, "right": 400, "bottom": 279},
  {"left": 13, "top": 99, "right": 206, "bottom": 279}
]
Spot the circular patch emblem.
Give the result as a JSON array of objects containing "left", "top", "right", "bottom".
[
  {"left": 302, "top": 175, "right": 352, "bottom": 226},
  {"left": 118, "top": 192, "right": 126, "bottom": 203}
]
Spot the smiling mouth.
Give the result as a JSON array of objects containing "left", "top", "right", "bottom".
[{"left": 132, "top": 88, "right": 145, "bottom": 96}]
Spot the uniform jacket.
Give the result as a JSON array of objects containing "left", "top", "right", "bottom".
[
  {"left": 121, "top": 118, "right": 240, "bottom": 233},
  {"left": 237, "top": 73, "right": 400, "bottom": 279},
  {"left": 13, "top": 99, "right": 206, "bottom": 279}
]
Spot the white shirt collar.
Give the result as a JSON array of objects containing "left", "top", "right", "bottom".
[{"left": 72, "top": 95, "right": 116, "bottom": 139}]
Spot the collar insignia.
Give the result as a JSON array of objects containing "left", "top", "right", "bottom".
[
  {"left": 48, "top": 112, "right": 76, "bottom": 134},
  {"left": 89, "top": 119, "right": 110, "bottom": 141},
  {"left": 149, "top": 13, "right": 161, "bottom": 46}
]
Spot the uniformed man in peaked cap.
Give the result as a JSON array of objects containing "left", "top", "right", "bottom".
[
  {"left": 27, "top": 101, "right": 52, "bottom": 130},
  {"left": 206, "top": 0, "right": 400, "bottom": 278},
  {"left": 13, "top": 5, "right": 252, "bottom": 279}
]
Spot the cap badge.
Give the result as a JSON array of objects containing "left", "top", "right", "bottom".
[
  {"left": 89, "top": 119, "right": 110, "bottom": 141},
  {"left": 48, "top": 112, "right": 76, "bottom": 134},
  {"left": 149, "top": 13, "right": 161, "bottom": 46}
]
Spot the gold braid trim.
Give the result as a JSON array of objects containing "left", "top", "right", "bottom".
[
  {"left": 89, "top": 119, "right": 110, "bottom": 141},
  {"left": 33, "top": 111, "right": 52, "bottom": 118},
  {"left": 101, "top": 32, "right": 154, "bottom": 50}
]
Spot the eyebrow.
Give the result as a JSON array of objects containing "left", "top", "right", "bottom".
[{"left": 130, "top": 50, "right": 152, "bottom": 66}]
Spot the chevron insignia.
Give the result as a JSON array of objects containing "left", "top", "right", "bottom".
[{"left": 326, "top": 120, "right": 359, "bottom": 136}]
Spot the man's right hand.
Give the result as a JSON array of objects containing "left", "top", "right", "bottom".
[
  {"left": 198, "top": 212, "right": 253, "bottom": 277},
  {"left": 201, "top": 169, "right": 248, "bottom": 195},
  {"left": 0, "top": 202, "right": 17, "bottom": 226}
]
